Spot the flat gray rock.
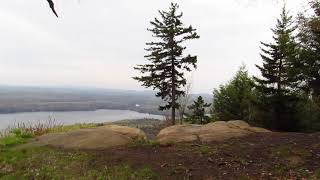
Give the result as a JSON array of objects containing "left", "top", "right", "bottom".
[
  {"left": 35, "top": 125, "right": 147, "bottom": 150},
  {"left": 157, "top": 120, "right": 271, "bottom": 145}
]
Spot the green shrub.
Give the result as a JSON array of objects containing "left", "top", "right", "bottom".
[
  {"left": 0, "top": 136, "right": 28, "bottom": 147},
  {"left": 10, "top": 129, "right": 22, "bottom": 136},
  {"left": 130, "top": 139, "right": 160, "bottom": 147},
  {"left": 296, "top": 96, "right": 320, "bottom": 132},
  {"left": 211, "top": 66, "right": 258, "bottom": 125},
  {"left": 0, "top": 128, "right": 34, "bottom": 147},
  {"left": 19, "top": 132, "right": 34, "bottom": 139}
]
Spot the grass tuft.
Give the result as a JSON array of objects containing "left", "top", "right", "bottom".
[
  {"left": 0, "top": 128, "right": 35, "bottom": 147},
  {"left": 1, "top": 118, "right": 59, "bottom": 138},
  {"left": 273, "top": 163, "right": 289, "bottom": 176},
  {"left": 129, "top": 139, "right": 160, "bottom": 147},
  {"left": 198, "top": 145, "right": 217, "bottom": 155},
  {"left": 105, "top": 165, "right": 159, "bottom": 180},
  {"left": 48, "top": 123, "right": 99, "bottom": 133},
  {"left": 271, "top": 144, "right": 311, "bottom": 158}
]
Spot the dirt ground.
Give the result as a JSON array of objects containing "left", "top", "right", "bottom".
[{"left": 73, "top": 132, "right": 320, "bottom": 179}]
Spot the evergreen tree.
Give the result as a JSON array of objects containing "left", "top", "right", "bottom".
[
  {"left": 296, "top": 94, "right": 320, "bottom": 132},
  {"left": 186, "top": 96, "right": 211, "bottom": 124},
  {"left": 134, "top": 3, "right": 199, "bottom": 125},
  {"left": 178, "top": 81, "right": 192, "bottom": 124},
  {"left": 211, "top": 66, "right": 257, "bottom": 124},
  {"left": 254, "top": 6, "right": 297, "bottom": 95},
  {"left": 296, "top": 0, "right": 320, "bottom": 98},
  {"left": 254, "top": 6, "right": 299, "bottom": 131},
  {"left": 293, "top": 0, "right": 320, "bottom": 132}
]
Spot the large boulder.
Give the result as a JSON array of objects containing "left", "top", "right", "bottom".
[
  {"left": 35, "top": 125, "right": 147, "bottom": 150},
  {"left": 227, "top": 120, "right": 250, "bottom": 129},
  {"left": 157, "top": 120, "right": 271, "bottom": 145},
  {"left": 156, "top": 124, "right": 202, "bottom": 144}
]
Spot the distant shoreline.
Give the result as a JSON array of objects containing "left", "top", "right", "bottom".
[
  {"left": 0, "top": 108, "right": 166, "bottom": 116},
  {"left": 0, "top": 85, "right": 210, "bottom": 117},
  {"left": 0, "top": 109, "right": 165, "bottom": 131}
]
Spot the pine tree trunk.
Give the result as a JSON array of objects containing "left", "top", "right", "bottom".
[
  {"left": 277, "top": 62, "right": 282, "bottom": 93},
  {"left": 276, "top": 59, "right": 283, "bottom": 129},
  {"left": 172, "top": 100, "right": 176, "bottom": 125},
  {"left": 171, "top": 59, "right": 176, "bottom": 125},
  {"left": 171, "top": 35, "right": 176, "bottom": 125}
]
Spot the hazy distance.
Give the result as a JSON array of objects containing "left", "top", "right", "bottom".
[{"left": 0, "top": 85, "right": 211, "bottom": 114}]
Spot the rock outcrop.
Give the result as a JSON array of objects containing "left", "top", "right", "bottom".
[
  {"left": 157, "top": 120, "right": 271, "bottom": 145},
  {"left": 35, "top": 125, "right": 147, "bottom": 150}
]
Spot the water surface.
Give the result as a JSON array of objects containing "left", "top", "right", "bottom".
[{"left": 0, "top": 109, "right": 163, "bottom": 130}]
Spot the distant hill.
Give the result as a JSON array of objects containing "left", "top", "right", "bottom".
[{"left": 0, "top": 86, "right": 212, "bottom": 115}]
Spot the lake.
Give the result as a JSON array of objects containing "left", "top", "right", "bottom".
[{"left": 0, "top": 109, "right": 164, "bottom": 130}]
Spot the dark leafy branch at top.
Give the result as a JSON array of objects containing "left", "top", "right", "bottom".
[{"left": 46, "top": 0, "right": 58, "bottom": 17}]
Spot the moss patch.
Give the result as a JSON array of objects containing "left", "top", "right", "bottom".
[{"left": 197, "top": 145, "right": 217, "bottom": 155}]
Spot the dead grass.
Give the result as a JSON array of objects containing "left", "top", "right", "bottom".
[{"left": 0, "top": 117, "right": 60, "bottom": 138}]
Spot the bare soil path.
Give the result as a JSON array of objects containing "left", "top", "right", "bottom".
[{"left": 74, "top": 132, "right": 320, "bottom": 179}]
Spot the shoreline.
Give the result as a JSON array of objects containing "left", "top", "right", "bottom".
[
  {"left": 0, "top": 110, "right": 164, "bottom": 132},
  {"left": 0, "top": 108, "right": 166, "bottom": 116},
  {"left": 0, "top": 118, "right": 164, "bottom": 139}
]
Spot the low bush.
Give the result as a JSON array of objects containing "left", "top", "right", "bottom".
[
  {"left": 0, "top": 128, "right": 35, "bottom": 147},
  {"left": 130, "top": 139, "right": 160, "bottom": 147}
]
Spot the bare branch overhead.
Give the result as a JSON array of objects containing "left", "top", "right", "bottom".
[{"left": 46, "top": 0, "right": 58, "bottom": 17}]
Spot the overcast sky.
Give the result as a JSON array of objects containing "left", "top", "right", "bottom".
[{"left": 0, "top": 0, "right": 309, "bottom": 93}]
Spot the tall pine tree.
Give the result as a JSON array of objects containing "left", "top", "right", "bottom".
[
  {"left": 134, "top": 3, "right": 199, "bottom": 125},
  {"left": 254, "top": 5, "right": 299, "bottom": 131}
]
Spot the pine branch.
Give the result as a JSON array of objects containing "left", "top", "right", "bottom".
[{"left": 46, "top": 0, "right": 58, "bottom": 17}]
